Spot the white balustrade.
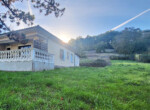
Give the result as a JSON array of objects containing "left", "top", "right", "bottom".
[
  {"left": 0, "top": 48, "right": 54, "bottom": 63},
  {"left": 33, "top": 48, "right": 54, "bottom": 63}
]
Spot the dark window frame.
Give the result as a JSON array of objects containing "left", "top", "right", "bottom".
[
  {"left": 18, "top": 45, "right": 31, "bottom": 49},
  {"left": 7, "top": 48, "right": 11, "bottom": 50}
]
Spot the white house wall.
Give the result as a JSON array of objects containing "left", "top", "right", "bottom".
[
  {"left": 0, "top": 61, "right": 33, "bottom": 71},
  {"left": 48, "top": 39, "right": 77, "bottom": 67},
  {"left": 0, "top": 61, "right": 54, "bottom": 71},
  {"left": 32, "top": 61, "right": 54, "bottom": 71}
]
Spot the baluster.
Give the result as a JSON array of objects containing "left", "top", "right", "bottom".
[
  {"left": 5, "top": 51, "right": 7, "bottom": 61},
  {"left": 22, "top": 49, "right": 25, "bottom": 61},
  {"left": 13, "top": 51, "right": 15, "bottom": 61},
  {"left": 0, "top": 48, "right": 53, "bottom": 63},
  {"left": 20, "top": 50, "right": 22, "bottom": 61},
  {"left": 16, "top": 50, "right": 19, "bottom": 59}
]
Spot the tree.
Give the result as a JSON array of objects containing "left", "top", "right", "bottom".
[
  {"left": 68, "top": 31, "right": 119, "bottom": 52},
  {"left": 96, "top": 41, "right": 112, "bottom": 53},
  {"left": 112, "top": 27, "right": 143, "bottom": 54},
  {"left": 0, "top": 0, "right": 65, "bottom": 43},
  {"left": 69, "top": 27, "right": 150, "bottom": 55}
]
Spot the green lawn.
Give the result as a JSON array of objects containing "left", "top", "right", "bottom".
[{"left": 0, "top": 61, "right": 150, "bottom": 110}]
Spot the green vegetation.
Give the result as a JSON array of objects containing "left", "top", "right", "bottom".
[
  {"left": 0, "top": 60, "right": 150, "bottom": 110},
  {"left": 69, "top": 27, "right": 150, "bottom": 55},
  {"left": 135, "top": 54, "right": 150, "bottom": 63},
  {"left": 69, "top": 31, "right": 119, "bottom": 55},
  {"left": 80, "top": 59, "right": 110, "bottom": 67},
  {"left": 112, "top": 28, "right": 147, "bottom": 54},
  {"left": 110, "top": 55, "right": 135, "bottom": 61}
]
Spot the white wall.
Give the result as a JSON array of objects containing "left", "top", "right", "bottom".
[
  {"left": 48, "top": 39, "right": 77, "bottom": 67},
  {"left": 74, "top": 55, "right": 80, "bottom": 66},
  {"left": 0, "top": 61, "right": 54, "bottom": 71},
  {"left": 33, "top": 61, "right": 54, "bottom": 71},
  {"left": 0, "top": 61, "right": 33, "bottom": 71}
]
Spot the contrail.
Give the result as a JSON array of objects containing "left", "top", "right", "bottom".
[
  {"left": 27, "top": 0, "right": 37, "bottom": 26},
  {"left": 27, "top": 0, "right": 33, "bottom": 15},
  {"left": 111, "top": 9, "right": 150, "bottom": 31}
]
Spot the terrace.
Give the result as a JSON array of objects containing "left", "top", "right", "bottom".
[{"left": 0, "top": 37, "right": 54, "bottom": 71}]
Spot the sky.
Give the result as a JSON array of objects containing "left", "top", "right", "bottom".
[{"left": 1, "top": 0, "right": 150, "bottom": 42}]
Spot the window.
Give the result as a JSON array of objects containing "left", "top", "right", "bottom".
[
  {"left": 18, "top": 45, "right": 31, "bottom": 49},
  {"left": 60, "top": 49, "right": 65, "bottom": 61},
  {"left": 7, "top": 48, "right": 11, "bottom": 50},
  {"left": 34, "top": 40, "right": 48, "bottom": 52}
]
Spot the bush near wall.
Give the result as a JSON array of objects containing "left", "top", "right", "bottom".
[
  {"left": 135, "top": 54, "right": 150, "bottom": 63},
  {"left": 110, "top": 54, "right": 150, "bottom": 63},
  {"left": 80, "top": 59, "right": 111, "bottom": 67},
  {"left": 110, "top": 56, "right": 129, "bottom": 60},
  {"left": 110, "top": 55, "right": 135, "bottom": 61}
]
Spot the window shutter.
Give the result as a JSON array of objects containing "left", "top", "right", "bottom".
[
  {"left": 70, "top": 54, "right": 72, "bottom": 62},
  {"left": 64, "top": 50, "right": 66, "bottom": 61}
]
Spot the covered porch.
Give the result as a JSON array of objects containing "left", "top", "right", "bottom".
[{"left": 0, "top": 36, "right": 54, "bottom": 71}]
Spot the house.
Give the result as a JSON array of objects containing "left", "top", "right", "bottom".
[{"left": 0, "top": 25, "right": 80, "bottom": 71}]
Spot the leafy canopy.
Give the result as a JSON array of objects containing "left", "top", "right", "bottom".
[{"left": 0, "top": 0, "right": 65, "bottom": 43}]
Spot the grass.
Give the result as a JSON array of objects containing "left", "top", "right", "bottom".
[
  {"left": 80, "top": 58, "right": 94, "bottom": 64},
  {"left": 0, "top": 60, "right": 150, "bottom": 110}
]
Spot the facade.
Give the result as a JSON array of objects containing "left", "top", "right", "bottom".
[{"left": 0, "top": 26, "right": 80, "bottom": 71}]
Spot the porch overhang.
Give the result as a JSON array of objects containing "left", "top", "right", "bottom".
[{"left": 0, "top": 40, "right": 16, "bottom": 44}]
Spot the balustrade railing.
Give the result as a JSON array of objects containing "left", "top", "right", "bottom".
[
  {"left": 33, "top": 48, "right": 54, "bottom": 63},
  {"left": 0, "top": 48, "right": 54, "bottom": 63}
]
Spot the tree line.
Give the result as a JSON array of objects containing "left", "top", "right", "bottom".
[{"left": 68, "top": 27, "right": 150, "bottom": 57}]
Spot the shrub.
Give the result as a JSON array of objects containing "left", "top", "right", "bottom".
[
  {"left": 110, "top": 56, "right": 129, "bottom": 60},
  {"left": 76, "top": 51, "right": 87, "bottom": 58},
  {"left": 96, "top": 42, "right": 113, "bottom": 53},
  {"left": 80, "top": 59, "right": 111, "bottom": 67},
  {"left": 135, "top": 54, "right": 141, "bottom": 61},
  {"left": 110, "top": 55, "right": 135, "bottom": 60},
  {"left": 135, "top": 54, "right": 150, "bottom": 63}
]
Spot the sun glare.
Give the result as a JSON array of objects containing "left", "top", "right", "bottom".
[
  {"left": 61, "top": 37, "right": 70, "bottom": 43},
  {"left": 57, "top": 33, "right": 71, "bottom": 43}
]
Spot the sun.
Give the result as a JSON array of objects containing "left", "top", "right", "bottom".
[
  {"left": 60, "top": 37, "right": 70, "bottom": 43},
  {"left": 57, "top": 33, "right": 71, "bottom": 43}
]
